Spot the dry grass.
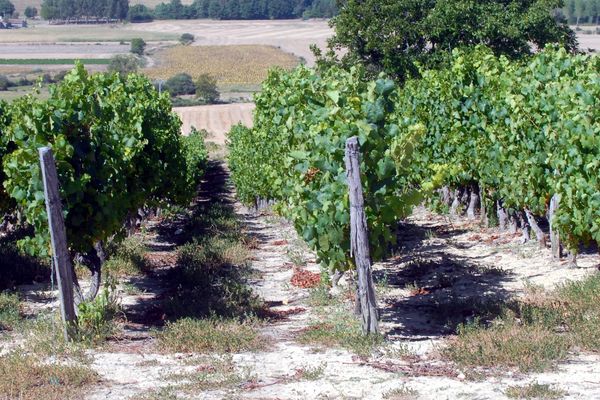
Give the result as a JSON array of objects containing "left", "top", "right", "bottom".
[
  {"left": 446, "top": 322, "right": 570, "bottom": 372},
  {"left": 167, "top": 355, "right": 253, "bottom": 393},
  {"left": 298, "top": 307, "right": 383, "bottom": 357},
  {"left": 0, "top": 351, "right": 98, "bottom": 400},
  {"left": 104, "top": 236, "right": 148, "bottom": 277},
  {"left": 145, "top": 45, "right": 299, "bottom": 84},
  {"left": 505, "top": 382, "right": 566, "bottom": 399},
  {"left": 133, "top": 355, "right": 255, "bottom": 398},
  {"left": 445, "top": 273, "right": 600, "bottom": 373},
  {"left": 383, "top": 385, "right": 420, "bottom": 400},
  {"left": 156, "top": 317, "right": 266, "bottom": 353}
]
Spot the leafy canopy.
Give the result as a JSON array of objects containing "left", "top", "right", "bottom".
[
  {"left": 2, "top": 64, "right": 191, "bottom": 257},
  {"left": 322, "top": 0, "right": 577, "bottom": 80}
]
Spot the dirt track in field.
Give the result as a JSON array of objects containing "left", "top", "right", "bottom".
[{"left": 173, "top": 103, "right": 255, "bottom": 143}]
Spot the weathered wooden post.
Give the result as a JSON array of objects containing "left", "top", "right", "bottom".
[
  {"left": 549, "top": 194, "right": 562, "bottom": 260},
  {"left": 344, "top": 137, "right": 379, "bottom": 334},
  {"left": 39, "top": 147, "right": 77, "bottom": 340}
]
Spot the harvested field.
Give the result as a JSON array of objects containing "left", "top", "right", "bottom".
[
  {"left": 0, "top": 21, "right": 178, "bottom": 42},
  {"left": 131, "top": 19, "right": 332, "bottom": 65},
  {"left": 0, "top": 43, "right": 128, "bottom": 59},
  {"left": 578, "top": 33, "right": 600, "bottom": 52},
  {"left": 145, "top": 45, "right": 299, "bottom": 84},
  {"left": 173, "top": 103, "right": 255, "bottom": 143}
]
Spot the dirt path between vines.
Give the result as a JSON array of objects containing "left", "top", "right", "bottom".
[{"left": 17, "top": 161, "right": 598, "bottom": 399}]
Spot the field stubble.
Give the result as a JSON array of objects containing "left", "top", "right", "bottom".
[{"left": 145, "top": 44, "right": 299, "bottom": 84}]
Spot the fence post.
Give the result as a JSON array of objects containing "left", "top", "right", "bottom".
[
  {"left": 39, "top": 147, "right": 77, "bottom": 340},
  {"left": 344, "top": 136, "right": 379, "bottom": 334},
  {"left": 548, "top": 193, "right": 561, "bottom": 260}
]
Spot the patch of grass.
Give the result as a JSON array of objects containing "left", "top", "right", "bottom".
[
  {"left": 505, "top": 382, "right": 566, "bottom": 399},
  {"left": 157, "top": 317, "right": 266, "bottom": 353},
  {"left": 425, "top": 229, "right": 437, "bottom": 239},
  {"left": 105, "top": 235, "right": 148, "bottom": 277},
  {"left": 0, "top": 350, "right": 98, "bottom": 400},
  {"left": 0, "top": 59, "right": 111, "bottom": 65},
  {"left": 164, "top": 199, "right": 262, "bottom": 320},
  {"left": 383, "top": 385, "right": 419, "bottom": 399},
  {"left": 375, "top": 273, "right": 392, "bottom": 295},
  {"left": 121, "top": 281, "right": 144, "bottom": 295},
  {"left": 24, "top": 313, "right": 89, "bottom": 360},
  {"left": 75, "top": 283, "right": 120, "bottom": 345},
  {"left": 166, "top": 355, "right": 253, "bottom": 392},
  {"left": 446, "top": 320, "right": 570, "bottom": 372},
  {"left": 308, "top": 285, "right": 334, "bottom": 308},
  {"left": 295, "top": 363, "right": 326, "bottom": 380},
  {"left": 446, "top": 273, "right": 600, "bottom": 373},
  {"left": 165, "top": 238, "right": 260, "bottom": 319},
  {"left": 434, "top": 295, "right": 507, "bottom": 330},
  {"left": 135, "top": 386, "right": 179, "bottom": 400},
  {"left": 25, "top": 282, "right": 119, "bottom": 353},
  {"left": 298, "top": 308, "right": 383, "bottom": 357},
  {"left": 0, "top": 292, "right": 21, "bottom": 331}
]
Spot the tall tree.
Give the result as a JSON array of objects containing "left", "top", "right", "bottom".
[
  {"left": 322, "top": 0, "right": 577, "bottom": 81},
  {"left": 0, "top": 0, "right": 15, "bottom": 17},
  {"left": 574, "top": 0, "right": 587, "bottom": 24}
]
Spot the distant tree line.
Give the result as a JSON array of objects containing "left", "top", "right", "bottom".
[
  {"left": 128, "top": 0, "right": 337, "bottom": 22},
  {"left": 561, "top": 0, "right": 600, "bottom": 24},
  {"left": 41, "top": 0, "right": 129, "bottom": 20}
]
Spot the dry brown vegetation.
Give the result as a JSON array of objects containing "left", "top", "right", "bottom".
[
  {"left": 0, "top": 351, "right": 98, "bottom": 400},
  {"left": 145, "top": 44, "right": 299, "bottom": 84}
]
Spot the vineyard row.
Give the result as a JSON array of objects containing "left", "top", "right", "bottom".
[{"left": 228, "top": 46, "right": 600, "bottom": 270}]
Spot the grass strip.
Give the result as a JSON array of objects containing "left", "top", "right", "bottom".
[{"left": 0, "top": 59, "right": 111, "bottom": 65}]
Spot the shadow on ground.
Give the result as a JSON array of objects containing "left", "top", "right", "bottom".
[
  {"left": 121, "top": 160, "right": 262, "bottom": 334},
  {"left": 376, "top": 220, "right": 515, "bottom": 339}
]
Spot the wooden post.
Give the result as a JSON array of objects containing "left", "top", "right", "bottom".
[
  {"left": 39, "top": 147, "right": 77, "bottom": 340},
  {"left": 549, "top": 194, "right": 562, "bottom": 260},
  {"left": 344, "top": 137, "right": 379, "bottom": 335}
]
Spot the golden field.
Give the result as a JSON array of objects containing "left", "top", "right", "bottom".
[{"left": 144, "top": 44, "right": 300, "bottom": 85}]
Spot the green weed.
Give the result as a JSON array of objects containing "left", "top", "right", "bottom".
[
  {"left": 505, "top": 382, "right": 566, "bottom": 399},
  {"left": 104, "top": 236, "right": 148, "bottom": 277},
  {"left": 0, "top": 292, "right": 21, "bottom": 330}
]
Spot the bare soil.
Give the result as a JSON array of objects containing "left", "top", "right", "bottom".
[{"left": 174, "top": 103, "right": 255, "bottom": 141}]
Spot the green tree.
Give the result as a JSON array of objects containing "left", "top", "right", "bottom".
[
  {"left": 574, "top": 0, "right": 587, "bottom": 24},
  {"left": 195, "top": 73, "right": 220, "bottom": 103},
  {"left": 165, "top": 73, "right": 196, "bottom": 96},
  {"left": 130, "top": 38, "right": 146, "bottom": 55},
  {"left": 179, "top": 32, "right": 195, "bottom": 44},
  {"left": 128, "top": 4, "right": 153, "bottom": 22},
  {"left": 323, "top": 0, "right": 577, "bottom": 81},
  {"left": 107, "top": 54, "right": 140, "bottom": 76},
  {"left": 0, "top": 0, "right": 15, "bottom": 17},
  {"left": 41, "top": 0, "right": 60, "bottom": 19},
  {"left": 0, "top": 75, "right": 10, "bottom": 91},
  {"left": 24, "top": 6, "right": 38, "bottom": 18}
]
